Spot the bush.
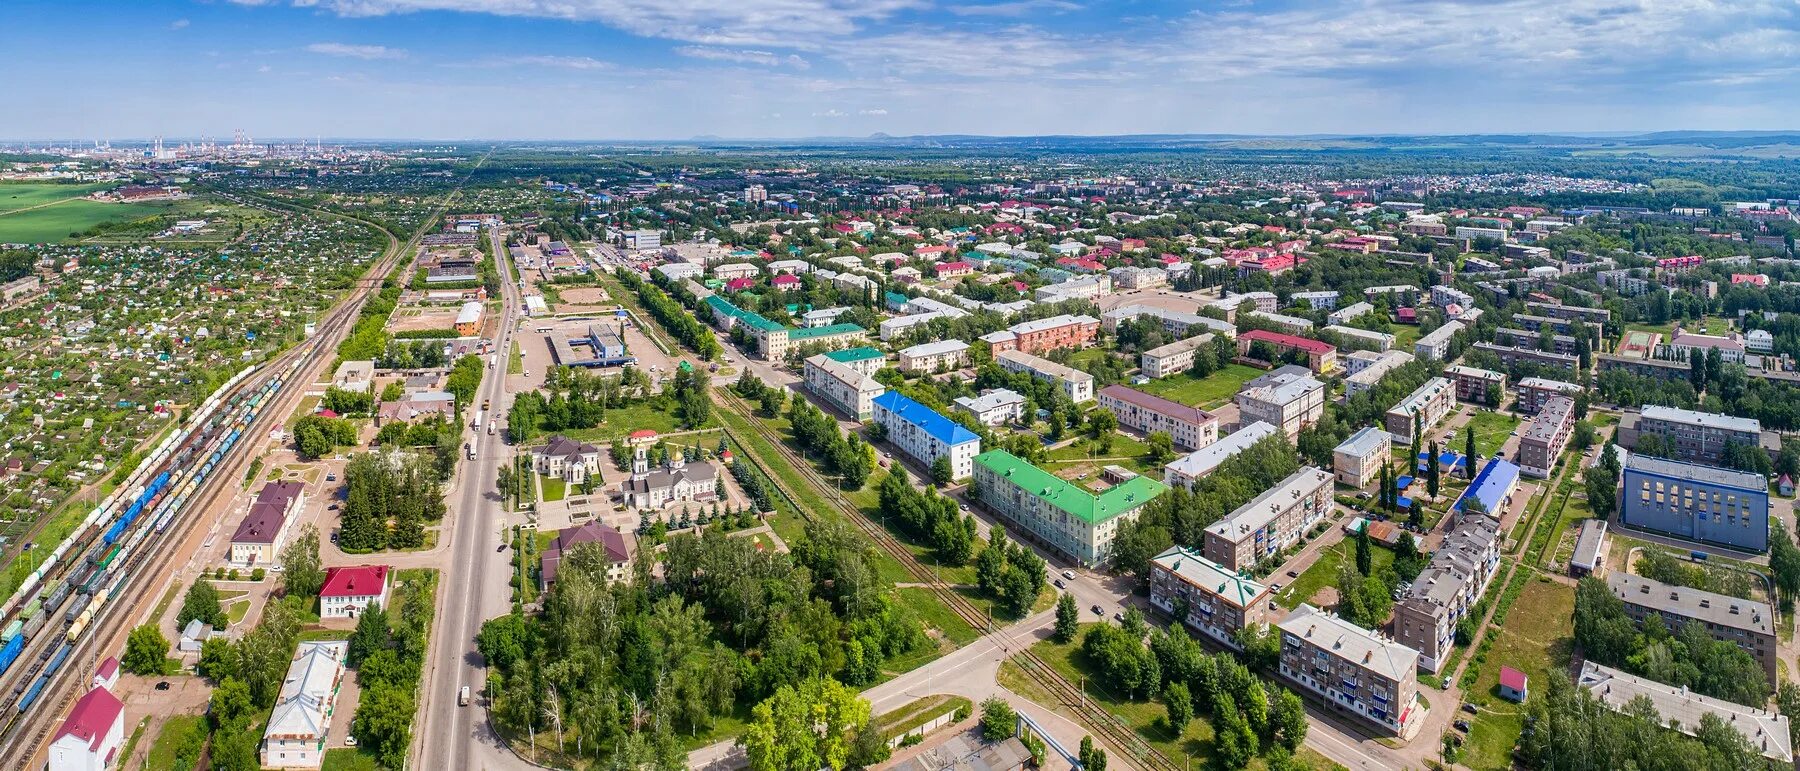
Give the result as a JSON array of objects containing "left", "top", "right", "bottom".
[
  {"left": 251, "top": 568, "right": 266, "bottom": 582},
  {"left": 227, "top": 568, "right": 240, "bottom": 581}
]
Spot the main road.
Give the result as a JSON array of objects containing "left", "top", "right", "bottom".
[{"left": 417, "top": 225, "right": 527, "bottom": 771}]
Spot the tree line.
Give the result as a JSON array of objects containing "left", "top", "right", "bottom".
[
  {"left": 338, "top": 450, "right": 445, "bottom": 552},
  {"left": 1573, "top": 576, "right": 1770, "bottom": 706}
]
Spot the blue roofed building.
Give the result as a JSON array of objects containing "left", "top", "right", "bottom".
[
  {"left": 1457, "top": 458, "right": 1521, "bottom": 517},
  {"left": 872, "top": 391, "right": 981, "bottom": 481}
]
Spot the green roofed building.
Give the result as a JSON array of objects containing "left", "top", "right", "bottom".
[
  {"left": 972, "top": 449, "right": 1167, "bottom": 566},
  {"left": 705, "top": 295, "right": 865, "bottom": 360},
  {"left": 823, "top": 346, "right": 887, "bottom": 376}
]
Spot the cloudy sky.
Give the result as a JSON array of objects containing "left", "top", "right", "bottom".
[{"left": 9, "top": 0, "right": 1800, "bottom": 140}]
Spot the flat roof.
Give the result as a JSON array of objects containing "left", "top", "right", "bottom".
[
  {"left": 1571, "top": 520, "right": 1607, "bottom": 570},
  {"left": 1623, "top": 452, "right": 1767, "bottom": 491},
  {"left": 1152, "top": 545, "right": 1268, "bottom": 610},
  {"left": 1579, "top": 661, "right": 1791, "bottom": 763},
  {"left": 1607, "top": 572, "right": 1773, "bottom": 637},
  {"left": 1521, "top": 395, "right": 1575, "bottom": 444},
  {"left": 975, "top": 449, "right": 1167, "bottom": 525},
  {"left": 1165, "top": 422, "right": 1278, "bottom": 479},
  {"left": 1639, "top": 404, "right": 1762, "bottom": 434}
]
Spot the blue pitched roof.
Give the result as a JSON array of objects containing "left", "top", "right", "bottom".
[
  {"left": 1458, "top": 457, "right": 1521, "bottom": 515},
  {"left": 873, "top": 391, "right": 979, "bottom": 447}
]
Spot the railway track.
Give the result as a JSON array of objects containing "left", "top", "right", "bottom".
[{"left": 714, "top": 387, "right": 1181, "bottom": 771}]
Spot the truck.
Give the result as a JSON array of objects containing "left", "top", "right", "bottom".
[
  {"left": 472, "top": 410, "right": 484, "bottom": 430},
  {"left": 489, "top": 353, "right": 497, "bottom": 370},
  {"left": 465, "top": 442, "right": 476, "bottom": 461},
  {"left": 459, "top": 685, "right": 471, "bottom": 706}
]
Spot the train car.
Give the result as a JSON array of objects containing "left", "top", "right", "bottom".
[
  {"left": 42, "top": 584, "right": 70, "bottom": 617},
  {"left": 43, "top": 642, "right": 71, "bottom": 678},
  {"left": 67, "top": 612, "right": 91, "bottom": 644},
  {"left": 96, "top": 545, "right": 123, "bottom": 572},
  {"left": 18, "top": 673, "right": 49, "bottom": 712},
  {"left": 20, "top": 613, "right": 45, "bottom": 641},
  {"left": 19, "top": 599, "right": 40, "bottom": 624},
  {"left": 0, "top": 635, "right": 23, "bottom": 678},
  {"left": 1, "top": 620, "right": 19, "bottom": 643}
]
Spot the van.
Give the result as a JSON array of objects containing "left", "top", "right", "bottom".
[{"left": 459, "top": 685, "right": 471, "bottom": 706}]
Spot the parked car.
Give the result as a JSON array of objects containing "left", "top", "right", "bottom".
[
  {"left": 1286, "top": 570, "right": 1298, "bottom": 578},
  {"left": 1454, "top": 720, "right": 1472, "bottom": 733},
  {"left": 1462, "top": 703, "right": 1480, "bottom": 715},
  {"left": 155, "top": 681, "right": 170, "bottom": 691},
  {"left": 1091, "top": 604, "right": 1104, "bottom": 615},
  {"left": 1112, "top": 612, "right": 1124, "bottom": 622}
]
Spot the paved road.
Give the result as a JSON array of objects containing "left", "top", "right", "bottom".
[{"left": 417, "top": 226, "right": 526, "bottom": 771}]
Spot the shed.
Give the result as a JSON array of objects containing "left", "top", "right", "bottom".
[{"left": 1499, "top": 666, "right": 1529, "bottom": 703}]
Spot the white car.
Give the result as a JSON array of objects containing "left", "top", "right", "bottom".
[{"left": 1062, "top": 570, "right": 1076, "bottom": 580}]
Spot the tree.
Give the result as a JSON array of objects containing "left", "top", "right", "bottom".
[
  {"left": 347, "top": 602, "right": 391, "bottom": 668},
  {"left": 979, "top": 697, "right": 1017, "bottom": 741},
  {"left": 1144, "top": 431, "right": 1175, "bottom": 465},
  {"left": 1078, "top": 736, "right": 1108, "bottom": 771},
  {"left": 1355, "top": 523, "right": 1373, "bottom": 577},
  {"left": 122, "top": 624, "right": 169, "bottom": 675},
  {"left": 279, "top": 525, "right": 326, "bottom": 598},
  {"left": 1054, "top": 591, "right": 1080, "bottom": 643},
  {"left": 1426, "top": 440, "right": 1440, "bottom": 499},
  {"left": 1212, "top": 694, "right": 1257, "bottom": 770},
  {"left": 1464, "top": 430, "right": 1477, "bottom": 477},
  {"left": 177, "top": 578, "right": 227, "bottom": 630},
  {"left": 1163, "top": 681, "right": 1192, "bottom": 733},
  {"left": 1271, "top": 688, "right": 1308, "bottom": 750},
  {"left": 741, "top": 678, "right": 871, "bottom": 771},
  {"left": 930, "top": 455, "right": 953, "bottom": 486},
  {"left": 209, "top": 677, "right": 256, "bottom": 727},
  {"left": 353, "top": 685, "right": 416, "bottom": 769}
]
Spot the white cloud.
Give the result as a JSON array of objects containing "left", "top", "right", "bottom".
[
  {"left": 305, "top": 42, "right": 408, "bottom": 60},
  {"left": 946, "top": 0, "right": 1078, "bottom": 17},
  {"left": 812, "top": 109, "right": 847, "bottom": 117},
  {"left": 169, "top": 19, "right": 191, "bottom": 30},
  {"left": 258, "top": 64, "right": 273, "bottom": 73},
  {"left": 473, "top": 55, "right": 613, "bottom": 70},
  {"left": 858, "top": 108, "right": 887, "bottom": 115},
  {"left": 674, "top": 46, "right": 809, "bottom": 69}
]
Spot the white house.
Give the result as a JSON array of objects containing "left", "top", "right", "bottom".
[
  {"left": 47, "top": 686, "right": 124, "bottom": 771},
  {"left": 319, "top": 565, "right": 391, "bottom": 620},
  {"left": 262, "top": 641, "right": 348, "bottom": 768},
  {"left": 531, "top": 435, "right": 604, "bottom": 485}
]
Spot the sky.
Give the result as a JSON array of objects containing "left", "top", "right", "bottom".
[{"left": 8, "top": 0, "right": 1800, "bottom": 141}]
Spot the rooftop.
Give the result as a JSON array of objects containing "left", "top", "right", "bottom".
[
  {"left": 1521, "top": 395, "right": 1575, "bottom": 444},
  {"left": 1639, "top": 404, "right": 1762, "bottom": 435},
  {"left": 954, "top": 388, "right": 1025, "bottom": 413},
  {"left": 824, "top": 346, "right": 885, "bottom": 364},
  {"left": 899, "top": 339, "right": 971, "bottom": 358},
  {"left": 1205, "top": 467, "right": 1332, "bottom": 541},
  {"left": 320, "top": 565, "right": 389, "bottom": 598},
  {"left": 996, "top": 349, "right": 1094, "bottom": 385},
  {"left": 1098, "top": 384, "right": 1216, "bottom": 426},
  {"left": 975, "top": 449, "right": 1167, "bottom": 524},
  {"left": 874, "top": 391, "right": 980, "bottom": 447},
  {"left": 1579, "top": 661, "right": 1791, "bottom": 763},
  {"left": 1240, "top": 328, "right": 1334, "bottom": 355},
  {"left": 1335, "top": 426, "right": 1391, "bottom": 458},
  {"left": 1277, "top": 603, "right": 1419, "bottom": 682},
  {"left": 1623, "top": 452, "right": 1767, "bottom": 491},
  {"left": 1165, "top": 422, "right": 1279, "bottom": 480},
  {"left": 53, "top": 686, "right": 123, "bottom": 754},
  {"left": 1607, "top": 572, "right": 1773, "bottom": 636},
  {"left": 1457, "top": 457, "right": 1520, "bottom": 515},
  {"left": 1153, "top": 545, "right": 1269, "bottom": 610}
]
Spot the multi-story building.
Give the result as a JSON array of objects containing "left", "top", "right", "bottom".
[
  {"left": 953, "top": 388, "right": 1027, "bottom": 427},
  {"left": 1292, "top": 290, "right": 1341, "bottom": 311},
  {"left": 1237, "top": 329, "right": 1338, "bottom": 374},
  {"left": 1236, "top": 366, "right": 1326, "bottom": 441},
  {"left": 1343, "top": 350, "right": 1416, "bottom": 397},
  {"left": 996, "top": 349, "right": 1095, "bottom": 403},
  {"left": 1392, "top": 516, "right": 1502, "bottom": 673},
  {"left": 1164, "top": 422, "right": 1279, "bottom": 490},
  {"left": 1322, "top": 324, "right": 1395, "bottom": 352},
  {"left": 1515, "top": 377, "right": 1584, "bottom": 416},
  {"left": 804, "top": 353, "right": 886, "bottom": 421},
  {"left": 873, "top": 391, "right": 982, "bottom": 481},
  {"left": 1444, "top": 365, "right": 1506, "bottom": 404},
  {"left": 1619, "top": 453, "right": 1770, "bottom": 552},
  {"left": 1333, "top": 426, "right": 1391, "bottom": 488},
  {"left": 1607, "top": 572, "right": 1778, "bottom": 686},
  {"left": 262, "top": 641, "right": 348, "bottom": 768},
  {"left": 48, "top": 686, "right": 124, "bottom": 771},
  {"left": 1431, "top": 285, "right": 1475, "bottom": 309},
  {"left": 1202, "top": 467, "right": 1333, "bottom": 570},
  {"left": 1470, "top": 342, "right": 1578, "bottom": 373},
  {"left": 984, "top": 313, "right": 1099, "bottom": 354},
  {"left": 1413, "top": 320, "right": 1465, "bottom": 360},
  {"left": 1327, "top": 301, "right": 1375, "bottom": 326},
  {"left": 1494, "top": 326, "right": 1579, "bottom": 357},
  {"left": 1101, "top": 304, "right": 1236, "bottom": 338},
  {"left": 532, "top": 435, "right": 603, "bottom": 485},
  {"left": 1140, "top": 334, "right": 1217, "bottom": 379},
  {"left": 1278, "top": 604, "right": 1421, "bottom": 734},
  {"left": 1522, "top": 301, "right": 1610, "bottom": 325},
  {"left": 1621, "top": 405, "right": 1769, "bottom": 466},
  {"left": 1384, "top": 377, "right": 1456, "bottom": 445},
  {"left": 1517, "top": 395, "right": 1575, "bottom": 478},
  {"left": 897, "top": 340, "right": 970, "bottom": 373},
  {"left": 1149, "top": 546, "right": 1274, "bottom": 649},
  {"left": 822, "top": 346, "right": 888, "bottom": 377},
  {"left": 230, "top": 481, "right": 305, "bottom": 568},
  {"left": 972, "top": 450, "right": 1166, "bottom": 566},
  {"left": 1577, "top": 662, "right": 1792, "bottom": 766},
  {"left": 319, "top": 565, "right": 391, "bottom": 620},
  {"left": 1246, "top": 310, "right": 1318, "bottom": 336},
  {"left": 1659, "top": 332, "right": 1746, "bottom": 364},
  {"left": 1098, "top": 385, "right": 1219, "bottom": 451}
]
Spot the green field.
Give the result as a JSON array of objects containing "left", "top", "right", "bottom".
[
  {"left": 1274, "top": 537, "right": 1395, "bottom": 609},
  {"left": 1461, "top": 578, "right": 1574, "bottom": 770},
  {"left": 145, "top": 714, "right": 208, "bottom": 771},
  {"left": 0, "top": 198, "right": 186, "bottom": 244},
  {"left": 1136, "top": 364, "right": 1263, "bottom": 409},
  {"left": 1462, "top": 409, "right": 1520, "bottom": 459},
  {"left": 0, "top": 182, "right": 109, "bottom": 213}
]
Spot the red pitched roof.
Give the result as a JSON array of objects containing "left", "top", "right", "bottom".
[
  {"left": 320, "top": 565, "right": 390, "bottom": 598},
  {"left": 54, "top": 686, "right": 122, "bottom": 753},
  {"left": 1499, "top": 666, "right": 1528, "bottom": 691},
  {"left": 1240, "top": 329, "right": 1334, "bottom": 355}
]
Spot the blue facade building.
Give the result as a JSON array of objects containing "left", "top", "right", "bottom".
[{"left": 1620, "top": 453, "right": 1769, "bottom": 552}]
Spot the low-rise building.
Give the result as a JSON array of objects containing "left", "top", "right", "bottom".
[
  {"left": 532, "top": 435, "right": 603, "bottom": 485},
  {"left": 319, "top": 565, "right": 391, "bottom": 620},
  {"left": 1333, "top": 426, "right": 1391, "bottom": 488},
  {"left": 995, "top": 349, "right": 1095, "bottom": 403},
  {"left": 540, "top": 520, "right": 635, "bottom": 587},
  {"left": 1515, "top": 377, "right": 1583, "bottom": 415},
  {"left": 1517, "top": 395, "right": 1575, "bottom": 478},
  {"left": 1444, "top": 365, "right": 1506, "bottom": 405},
  {"left": 1569, "top": 519, "right": 1608, "bottom": 577},
  {"left": 1392, "top": 516, "right": 1502, "bottom": 673},
  {"left": 1343, "top": 350, "right": 1416, "bottom": 397},
  {"left": 1413, "top": 320, "right": 1464, "bottom": 360},
  {"left": 1577, "top": 661, "right": 1791, "bottom": 766},
  {"left": 1470, "top": 342, "right": 1578, "bottom": 373},
  {"left": 1322, "top": 324, "right": 1395, "bottom": 352},
  {"left": 953, "top": 389, "right": 1026, "bottom": 427},
  {"left": 1619, "top": 453, "right": 1769, "bottom": 552},
  {"left": 972, "top": 450, "right": 1166, "bottom": 566},
  {"left": 1278, "top": 604, "right": 1420, "bottom": 734},
  {"left": 1149, "top": 546, "right": 1273, "bottom": 649},
  {"left": 1163, "top": 422, "right": 1279, "bottom": 490},
  {"left": 821, "top": 346, "right": 888, "bottom": 377},
  {"left": 1606, "top": 572, "right": 1779, "bottom": 687},
  {"left": 1327, "top": 301, "right": 1375, "bottom": 326},
  {"left": 1236, "top": 365, "right": 1325, "bottom": 441},
  {"left": 874, "top": 391, "right": 981, "bottom": 480},
  {"left": 262, "top": 641, "right": 348, "bottom": 768},
  {"left": 988, "top": 314, "right": 1099, "bottom": 354},
  {"left": 48, "top": 686, "right": 124, "bottom": 771},
  {"left": 1238, "top": 329, "right": 1337, "bottom": 374},
  {"left": 1456, "top": 457, "right": 1521, "bottom": 516},
  {"left": 1140, "top": 334, "right": 1217, "bottom": 379},
  {"left": 1202, "top": 467, "right": 1333, "bottom": 570},
  {"left": 1384, "top": 377, "right": 1456, "bottom": 445},
  {"left": 454, "top": 301, "right": 483, "bottom": 336},
  {"left": 1101, "top": 304, "right": 1237, "bottom": 338},
  {"left": 230, "top": 480, "right": 305, "bottom": 568},
  {"left": 803, "top": 353, "right": 885, "bottom": 421},
  {"left": 896, "top": 340, "right": 970, "bottom": 373},
  {"left": 1247, "top": 310, "right": 1318, "bottom": 336},
  {"left": 1098, "top": 385, "right": 1219, "bottom": 451}
]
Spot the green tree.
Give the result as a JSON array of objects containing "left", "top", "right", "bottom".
[
  {"left": 1355, "top": 524, "right": 1373, "bottom": 577},
  {"left": 1464, "top": 430, "right": 1477, "bottom": 477},
  {"left": 1164, "top": 681, "right": 1192, "bottom": 733},
  {"left": 741, "top": 678, "right": 871, "bottom": 771},
  {"left": 177, "top": 578, "right": 227, "bottom": 630},
  {"left": 347, "top": 602, "right": 391, "bottom": 668},
  {"left": 979, "top": 696, "right": 1017, "bottom": 741},
  {"left": 1271, "top": 687, "right": 1308, "bottom": 750},
  {"left": 1078, "top": 736, "right": 1108, "bottom": 771},
  {"left": 353, "top": 685, "right": 416, "bottom": 769},
  {"left": 1426, "top": 440, "right": 1440, "bottom": 498},
  {"left": 279, "top": 525, "right": 326, "bottom": 598},
  {"left": 209, "top": 677, "right": 256, "bottom": 727},
  {"left": 1144, "top": 431, "right": 1175, "bottom": 465},
  {"left": 1054, "top": 591, "right": 1080, "bottom": 643},
  {"left": 122, "top": 624, "right": 169, "bottom": 675},
  {"left": 930, "top": 455, "right": 953, "bottom": 486},
  {"left": 209, "top": 717, "right": 261, "bottom": 771}
]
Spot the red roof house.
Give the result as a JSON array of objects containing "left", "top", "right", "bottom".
[
  {"left": 1498, "top": 666, "right": 1529, "bottom": 702},
  {"left": 48, "top": 686, "right": 124, "bottom": 771},
  {"left": 320, "top": 565, "right": 391, "bottom": 619}
]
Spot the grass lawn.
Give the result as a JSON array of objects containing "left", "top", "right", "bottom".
[
  {"left": 508, "top": 339, "right": 523, "bottom": 375},
  {"left": 1462, "top": 409, "right": 1520, "bottom": 459},
  {"left": 117, "top": 716, "right": 150, "bottom": 771},
  {"left": 878, "top": 694, "right": 973, "bottom": 738},
  {"left": 1274, "top": 538, "right": 1395, "bottom": 610},
  {"left": 1461, "top": 578, "right": 1574, "bottom": 771},
  {"left": 0, "top": 181, "right": 110, "bottom": 213},
  {"left": 145, "top": 714, "right": 208, "bottom": 771},
  {"left": 557, "top": 401, "right": 710, "bottom": 444},
  {"left": 322, "top": 748, "right": 385, "bottom": 771},
  {"left": 1137, "top": 364, "right": 1263, "bottom": 409},
  {"left": 539, "top": 474, "right": 567, "bottom": 502},
  {"left": 1022, "top": 623, "right": 1220, "bottom": 765},
  {"left": 897, "top": 586, "right": 982, "bottom": 646},
  {"left": 227, "top": 600, "right": 250, "bottom": 625},
  {"left": 1044, "top": 432, "right": 1158, "bottom": 475}
]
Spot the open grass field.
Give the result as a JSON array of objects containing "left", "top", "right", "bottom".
[
  {"left": 896, "top": 586, "right": 982, "bottom": 646},
  {"left": 1462, "top": 409, "right": 1520, "bottom": 459},
  {"left": 1274, "top": 537, "right": 1395, "bottom": 610},
  {"left": 145, "top": 714, "right": 208, "bottom": 771},
  {"left": 1137, "top": 364, "right": 1263, "bottom": 409},
  {"left": 558, "top": 401, "right": 712, "bottom": 444},
  {"left": 0, "top": 198, "right": 189, "bottom": 244},
  {"left": 0, "top": 182, "right": 109, "bottom": 213},
  {"left": 1460, "top": 577, "right": 1574, "bottom": 771}
]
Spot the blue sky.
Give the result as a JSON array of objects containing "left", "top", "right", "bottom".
[{"left": 8, "top": 0, "right": 1800, "bottom": 141}]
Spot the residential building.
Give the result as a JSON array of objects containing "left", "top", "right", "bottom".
[
  {"left": 454, "top": 301, "right": 483, "bottom": 336},
  {"left": 1323, "top": 324, "right": 1395, "bottom": 352},
  {"left": 988, "top": 314, "right": 1099, "bottom": 354},
  {"left": 1328, "top": 301, "right": 1375, "bottom": 326},
  {"left": 874, "top": 391, "right": 981, "bottom": 480},
  {"left": 1444, "top": 365, "right": 1506, "bottom": 405},
  {"left": 1570, "top": 519, "right": 1608, "bottom": 577},
  {"left": 1149, "top": 546, "right": 1274, "bottom": 649},
  {"left": 1455, "top": 225, "right": 1508, "bottom": 242},
  {"left": 1333, "top": 426, "right": 1391, "bottom": 488},
  {"left": 1515, "top": 377, "right": 1583, "bottom": 416},
  {"left": 531, "top": 435, "right": 603, "bottom": 485},
  {"left": 319, "top": 565, "right": 391, "bottom": 620},
  {"left": 1384, "top": 378, "right": 1456, "bottom": 445},
  {"left": 996, "top": 349, "right": 1095, "bottom": 403},
  {"left": 1110, "top": 265, "right": 1168, "bottom": 289},
  {"left": 48, "top": 686, "right": 124, "bottom": 771},
  {"left": 1620, "top": 405, "right": 1769, "bottom": 466},
  {"left": 1098, "top": 385, "right": 1219, "bottom": 451},
  {"left": 1619, "top": 453, "right": 1770, "bottom": 552},
  {"left": 972, "top": 450, "right": 1166, "bottom": 566},
  {"left": 1413, "top": 320, "right": 1464, "bottom": 360},
  {"left": 953, "top": 389, "right": 1027, "bottom": 427},
  {"left": 1577, "top": 662, "right": 1791, "bottom": 766},
  {"left": 1431, "top": 285, "right": 1475, "bottom": 309},
  {"left": 804, "top": 353, "right": 885, "bottom": 421},
  {"left": 1292, "top": 290, "right": 1341, "bottom": 311},
  {"left": 1247, "top": 310, "right": 1318, "bottom": 336},
  {"left": 621, "top": 445, "right": 719, "bottom": 511},
  {"left": 1606, "top": 572, "right": 1779, "bottom": 686},
  {"left": 1659, "top": 332, "right": 1746, "bottom": 364},
  {"left": 1101, "top": 305, "right": 1234, "bottom": 338},
  {"left": 540, "top": 520, "right": 635, "bottom": 587},
  {"left": 1343, "top": 350, "right": 1415, "bottom": 397},
  {"left": 1140, "top": 334, "right": 1217, "bottom": 379},
  {"left": 1517, "top": 395, "right": 1575, "bottom": 478},
  {"left": 1202, "top": 467, "right": 1333, "bottom": 570},
  {"left": 230, "top": 480, "right": 304, "bottom": 568},
  {"left": 1236, "top": 366, "right": 1326, "bottom": 442},
  {"left": 261, "top": 641, "right": 348, "bottom": 768},
  {"left": 1033, "top": 274, "right": 1111, "bottom": 303},
  {"left": 1748, "top": 329, "right": 1775, "bottom": 353},
  {"left": 1471, "top": 342, "right": 1578, "bottom": 373},
  {"left": 1237, "top": 329, "right": 1338, "bottom": 374},
  {"left": 822, "top": 346, "right": 886, "bottom": 376},
  {"left": 1277, "top": 604, "right": 1420, "bottom": 734},
  {"left": 1164, "top": 422, "right": 1279, "bottom": 490},
  {"left": 1392, "top": 516, "right": 1502, "bottom": 673},
  {"left": 897, "top": 340, "right": 970, "bottom": 373}
]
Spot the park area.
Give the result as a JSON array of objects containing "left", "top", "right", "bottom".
[
  {"left": 1462, "top": 409, "right": 1520, "bottom": 459},
  {"left": 1459, "top": 577, "right": 1573, "bottom": 770},
  {"left": 1137, "top": 364, "right": 1263, "bottom": 410}
]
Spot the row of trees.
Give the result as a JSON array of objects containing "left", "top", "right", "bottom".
[
  {"left": 1519, "top": 669, "right": 1789, "bottom": 771},
  {"left": 444, "top": 353, "right": 484, "bottom": 411},
  {"left": 346, "top": 573, "right": 436, "bottom": 768},
  {"left": 1137, "top": 623, "right": 1311, "bottom": 771},
  {"left": 633, "top": 269, "right": 724, "bottom": 360},
  {"left": 1110, "top": 434, "right": 1302, "bottom": 580},
  {"left": 507, "top": 364, "right": 654, "bottom": 443},
  {"left": 974, "top": 528, "right": 1047, "bottom": 620},
  {"left": 875, "top": 469, "right": 979, "bottom": 566},
  {"left": 784, "top": 394, "right": 874, "bottom": 489},
  {"left": 293, "top": 414, "right": 359, "bottom": 460},
  {"left": 338, "top": 450, "right": 445, "bottom": 551}
]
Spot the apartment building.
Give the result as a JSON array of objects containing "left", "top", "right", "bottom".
[
  {"left": 1517, "top": 395, "right": 1575, "bottom": 478},
  {"left": 1577, "top": 662, "right": 1791, "bottom": 766},
  {"left": 1392, "top": 516, "right": 1502, "bottom": 673},
  {"left": 983, "top": 313, "right": 1099, "bottom": 354},
  {"left": 1246, "top": 310, "right": 1318, "bottom": 336},
  {"left": 1606, "top": 572, "right": 1778, "bottom": 687},
  {"left": 1619, "top": 453, "right": 1770, "bottom": 552},
  {"left": 1278, "top": 604, "right": 1421, "bottom": 734},
  {"left": 1164, "top": 422, "right": 1279, "bottom": 490},
  {"left": 953, "top": 388, "right": 1026, "bottom": 427},
  {"left": 1515, "top": 377, "right": 1584, "bottom": 416},
  {"left": 996, "top": 349, "right": 1095, "bottom": 403},
  {"left": 1469, "top": 342, "right": 1578, "bottom": 374},
  {"left": 1237, "top": 329, "right": 1338, "bottom": 374},
  {"left": 1323, "top": 324, "right": 1395, "bottom": 352},
  {"left": 1413, "top": 321, "right": 1464, "bottom": 360},
  {"left": 897, "top": 340, "right": 970, "bottom": 373},
  {"left": 1431, "top": 285, "right": 1475, "bottom": 309},
  {"left": 1202, "top": 467, "right": 1333, "bottom": 570},
  {"left": 1101, "top": 304, "right": 1237, "bottom": 338},
  {"left": 1621, "top": 405, "right": 1769, "bottom": 466},
  {"left": 1292, "top": 290, "right": 1340, "bottom": 310},
  {"left": 1384, "top": 377, "right": 1456, "bottom": 445},
  {"left": 1343, "top": 350, "right": 1415, "bottom": 397},
  {"left": 1327, "top": 301, "right": 1375, "bottom": 326},
  {"left": 1236, "top": 366, "right": 1326, "bottom": 442},
  {"left": 1140, "top": 334, "right": 1217, "bottom": 379},
  {"left": 1333, "top": 426, "right": 1391, "bottom": 488},
  {"left": 972, "top": 450, "right": 1167, "bottom": 566},
  {"left": 872, "top": 391, "right": 981, "bottom": 481},
  {"left": 1444, "top": 365, "right": 1506, "bottom": 404},
  {"left": 1149, "top": 546, "right": 1274, "bottom": 649},
  {"left": 1098, "top": 385, "right": 1219, "bottom": 451},
  {"left": 803, "top": 353, "right": 886, "bottom": 421}
]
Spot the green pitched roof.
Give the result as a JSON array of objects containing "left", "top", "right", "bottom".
[
  {"left": 1152, "top": 546, "right": 1267, "bottom": 609},
  {"left": 975, "top": 450, "right": 1167, "bottom": 525},
  {"left": 825, "top": 346, "right": 885, "bottom": 363},
  {"left": 704, "top": 295, "right": 785, "bottom": 333},
  {"left": 788, "top": 323, "right": 866, "bottom": 341}
]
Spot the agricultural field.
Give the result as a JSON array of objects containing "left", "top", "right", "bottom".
[
  {"left": 0, "top": 198, "right": 184, "bottom": 244},
  {"left": 0, "top": 181, "right": 110, "bottom": 214}
]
